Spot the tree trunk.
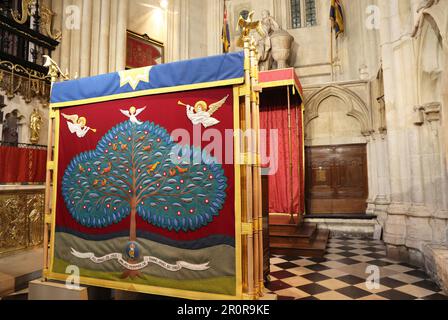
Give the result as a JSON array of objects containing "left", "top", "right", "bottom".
[
  {"left": 130, "top": 198, "right": 137, "bottom": 242},
  {"left": 121, "top": 198, "right": 142, "bottom": 279}
]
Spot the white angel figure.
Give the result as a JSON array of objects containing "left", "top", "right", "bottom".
[
  {"left": 120, "top": 106, "right": 146, "bottom": 125},
  {"left": 178, "top": 95, "right": 229, "bottom": 128},
  {"left": 62, "top": 113, "right": 96, "bottom": 138}
]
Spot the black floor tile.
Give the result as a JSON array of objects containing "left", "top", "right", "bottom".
[
  {"left": 275, "top": 262, "right": 300, "bottom": 270},
  {"left": 271, "top": 270, "right": 297, "bottom": 280},
  {"left": 302, "top": 272, "right": 331, "bottom": 283},
  {"left": 297, "top": 296, "right": 319, "bottom": 300},
  {"left": 413, "top": 280, "right": 441, "bottom": 292},
  {"left": 368, "top": 259, "right": 393, "bottom": 267},
  {"left": 266, "top": 280, "right": 290, "bottom": 291},
  {"left": 379, "top": 277, "right": 407, "bottom": 289},
  {"left": 297, "top": 283, "right": 331, "bottom": 295},
  {"left": 365, "top": 253, "right": 387, "bottom": 259},
  {"left": 405, "top": 269, "right": 428, "bottom": 279},
  {"left": 380, "top": 277, "right": 407, "bottom": 289},
  {"left": 336, "top": 275, "right": 365, "bottom": 285},
  {"left": 308, "top": 257, "right": 328, "bottom": 263},
  {"left": 281, "top": 256, "right": 304, "bottom": 262},
  {"left": 337, "top": 258, "right": 360, "bottom": 265},
  {"left": 377, "top": 289, "right": 416, "bottom": 300},
  {"left": 277, "top": 295, "right": 295, "bottom": 300},
  {"left": 423, "top": 293, "right": 448, "bottom": 300},
  {"left": 306, "top": 264, "right": 331, "bottom": 272},
  {"left": 336, "top": 286, "right": 371, "bottom": 299},
  {"left": 337, "top": 251, "right": 359, "bottom": 258},
  {"left": 338, "top": 246, "right": 357, "bottom": 251}
]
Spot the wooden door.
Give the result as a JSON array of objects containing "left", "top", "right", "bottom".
[{"left": 305, "top": 144, "right": 368, "bottom": 215}]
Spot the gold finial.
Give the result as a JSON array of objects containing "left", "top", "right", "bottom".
[
  {"left": 237, "top": 11, "right": 260, "bottom": 48},
  {"left": 43, "top": 55, "right": 69, "bottom": 83},
  {"left": 11, "top": 0, "right": 35, "bottom": 24}
]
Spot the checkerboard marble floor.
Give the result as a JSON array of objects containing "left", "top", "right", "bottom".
[{"left": 266, "top": 237, "right": 448, "bottom": 300}]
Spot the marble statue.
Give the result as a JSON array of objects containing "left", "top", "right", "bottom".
[
  {"left": 253, "top": 10, "right": 294, "bottom": 71},
  {"left": 254, "top": 10, "right": 279, "bottom": 71},
  {"left": 29, "top": 108, "right": 43, "bottom": 145}
]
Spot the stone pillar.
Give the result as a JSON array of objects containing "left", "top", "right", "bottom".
[
  {"left": 166, "top": 0, "right": 181, "bottom": 62},
  {"left": 58, "top": 0, "right": 72, "bottom": 74},
  {"left": 207, "top": 0, "right": 224, "bottom": 56},
  {"left": 79, "top": 0, "right": 93, "bottom": 78},
  {"left": 366, "top": 134, "right": 378, "bottom": 215},
  {"left": 90, "top": 0, "right": 101, "bottom": 75},
  {"left": 179, "top": 0, "right": 189, "bottom": 60},
  {"left": 273, "top": 0, "right": 288, "bottom": 30},
  {"left": 98, "top": 0, "right": 110, "bottom": 74},
  {"left": 108, "top": 0, "right": 118, "bottom": 72},
  {"left": 51, "top": 0, "right": 63, "bottom": 64},
  {"left": 69, "top": 0, "right": 83, "bottom": 77},
  {"left": 379, "top": 0, "right": 408, "bottom": 248},
  {"left": 408, "top": 121, "right": 425, "bottom": 211},
  {"left": 52, "top": 0, "right": 128, "bottom": 77},
  {"left": 374, "top": 133, "right": 391, "bottom": 226},
  {"left": 115, "top": 0, "right": 128, "bottom": 71}
]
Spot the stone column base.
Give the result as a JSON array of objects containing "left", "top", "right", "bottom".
[
  {"left": 423, "top": 244, "right": 448, "bottom": 295},
  {"left": 28, "top": 279, "right": 88, "bottom": 300}
]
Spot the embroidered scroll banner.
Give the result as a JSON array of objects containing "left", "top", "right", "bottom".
[{"left": 70, "top": 248, "right": 210, "bottom": 272}]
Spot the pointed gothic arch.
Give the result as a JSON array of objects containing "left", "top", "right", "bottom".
[{"left": 304, "top": 84, "right": 373, "bottom": 137}]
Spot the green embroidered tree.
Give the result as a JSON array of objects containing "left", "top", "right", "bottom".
[{"left": 62, "top": 120, "right": 227, "bottom": 244}]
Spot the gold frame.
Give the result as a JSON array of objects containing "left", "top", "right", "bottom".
[
  {"left": 126, "top": 30, "right": 165, "bottom": 69},
  {"left": 43, "top": 36, "right": 264, "bottom": 301}
]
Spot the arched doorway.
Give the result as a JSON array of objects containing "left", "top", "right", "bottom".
[{"left": 304, "top": 85, "right": 373, "bottom": 215}]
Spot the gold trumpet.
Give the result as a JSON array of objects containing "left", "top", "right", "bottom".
[{"left": 178, "top": 101, "right": 190, "bottom": 107}]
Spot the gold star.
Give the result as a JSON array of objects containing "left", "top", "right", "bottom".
[{"left": 118, "top": 66, "right": 152, "bottom": 90}]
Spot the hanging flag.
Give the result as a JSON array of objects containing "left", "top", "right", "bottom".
[
  {"left": 222, "top": 2, "right": 231, "bottom": 53},
  {"left": 330, "top": 0, "right": 345, "bottom": 38}
]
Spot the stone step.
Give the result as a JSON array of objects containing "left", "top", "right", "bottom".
[
  {"left": 270, "top": 229, "right": 330, "bottom": 258},
  {"left": 269, "top": 223, "right": 317, "bottom": 237}
]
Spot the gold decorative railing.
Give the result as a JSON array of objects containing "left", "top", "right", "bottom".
[
  {"left": 0, "top": 60, "right": 51, "bottom": 103},
  {"left": 0, "top": 187, "right": 45, "bottom": 255}
]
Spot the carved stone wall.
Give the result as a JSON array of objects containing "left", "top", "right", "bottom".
[{"left": 378, "top": 1, "right": 448, "bottom": 266}]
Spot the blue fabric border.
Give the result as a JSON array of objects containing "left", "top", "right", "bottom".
[{"left": 50, "top": 52, "right": 245, "bottom": 104}]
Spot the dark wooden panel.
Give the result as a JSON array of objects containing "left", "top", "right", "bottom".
[
  {"left": 262, "top": 175, "right": 270, "bottom": 282},
  {"left": 306, "top": 144, "right": 368, "bottom": 214}
]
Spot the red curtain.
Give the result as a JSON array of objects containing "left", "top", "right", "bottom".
[
  {"left": 260, "top": 89, "right": 305, "bottom": 215},
  {"left": 0, "top": 146, "right": 47, "bottom": 184}
]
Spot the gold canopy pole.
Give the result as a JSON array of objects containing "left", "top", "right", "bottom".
[
  {"left": 248, "top": 41, "right": 259, "bottom": 298},
  {"left": 287, "top": 86, "right": 294, "bottom": 224},
  {"left": 294, "top": 98, "right": 301, "bottom": 226},
  {"left": 42, "top": 100, "right": 53, "bottom": 276},
  {"left": 249, "top": 41, "right": 264, "bottom": 297},
  {"left": 42, "top": 56, "right": 68, "bottom": 277},
  {"left": 249, "top": 39, "right": 264, "bottom": 298},
  {"left": 237, "top": 11, "right": 263, "bottom": 299},
  {"left": 242, "top": 36, "right": 255, "bottom": 299}
]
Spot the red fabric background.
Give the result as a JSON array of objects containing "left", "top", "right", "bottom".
[
  {"left": 260, "top": 89, "right": 305, "bottom": 215},
  {"left": 55, "top": 87, "right": 235, "bottom": 241},
  {"left": 0, "top": 146, "right": 47, "bottom": 183}
]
